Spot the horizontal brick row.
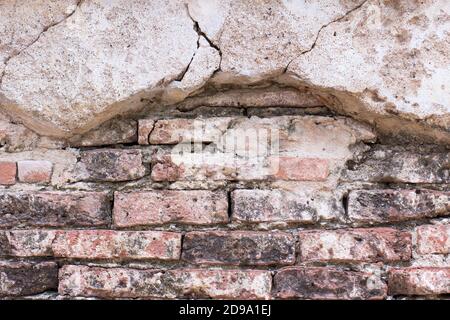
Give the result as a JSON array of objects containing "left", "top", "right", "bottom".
[
  {"left": 0, "top": 160, "right": 52, "bottom": 185},
  {"left": 1, "top": 188, "right": 444, "bottom": 229},
  {"left": 2, "top": 263, "right": 448, "bottom": 298},
  {"left": 0, "top": 228, "right": 416, "bottom": 265}
]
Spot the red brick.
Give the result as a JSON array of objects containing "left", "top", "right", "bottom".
[
  {"left": 231, "top": 189, "right": 341, "bottom": 224},
  {"left": 17, "top": 160, "right": 52, "bottom": 183},
  {"left": 182, "top": 231, "right": 295, "bottom": 266},
  {"left": 0, "top": 261, "right": 58, "bottom": 297},
  {"left": 59, "top": 265, "right": 271, "bottom": 299},
  {"left": 348, "top": 189, "right": 450, "bottom": 224},
  {"left": 76, "top": 149, "right": 146, "bottom": 182},
  {"left": 273, "top": 267, "right": 387, "bottom": 300},
  {"left": 137, "top": 119, "right": 154, "bottom": 145},
  {"left": 269, "top": 156, "right": 329, "bottom": 181},
  {"left": 52, "top": 230, "right": 181, "bottom": 260},
  {"left": 0, "top": 161, "right": 16, "bottom": 185},
  {"left": 388, "top": 268, "right": 450, "bottom": 295},
  {"left": 0, "top": 191, "right": 111, "bottom": 228},
  {"left": 299, "top": 228, "right": 411, "bottom": 263},
  {"left": 0, "top": 230, "right": 55, "bottom": 257},
  {"left": 113, "top": 190, "right": 228, "bottom": 227},
  {"left": 416, "top": 224, "right": 450, "bottom": 255}
]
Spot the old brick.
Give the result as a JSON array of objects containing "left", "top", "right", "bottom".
[
  {"left": 232, "top": 189, "right": 342, "bottom": 224},
  {"left": 182, "top": 231, "right": 295, "bottom": 266},
  {"left": 343, "top": 148, "right": 449, "bottom": 183},
  {"left": 0, "top": 230, "right": 55, "bottom": 257},
  {"left": 0, "top": 261, "right": 58, "bottom": 297},
  {"left": 69, "top": 118, "right": 137, "bottom": 147},
  {"left": 416, "top": 224, "right": 450, "bottom": 255},
  {"left": 0, "top": 191, "right": 111, "bottom": 228},
  {"left": 76, "top": 149, "right": 146, "bottom": 182},
  {"left": 59, "top": 265, "right": 271, "bottom": 299},
  {"left": 0, "top": 161, "right": 16, "bottom": 185},
  {"left": 52, "top": 230, "right": 181, "bottom": 260},
  {"left": 269, "top": 157, "right": 329, "bottom": 181},
  {"left": 349, "top": 189, "right": 450, "bottom": 224},
  {"left": 138, "top": 119, "right": 154, "bottom": 145},
  {"left": 388, "top": 268, "right": 450, "bottom": 295},
  {"left": 149, "top": 118, "right": 232, "bottom": 144},
  {"left": 299, "top": 228, "right": 411, "bottom": 263},
  {"left": 113, "top": 190, "right": 228, "bottom": 227},
  {"left": 273, "top": 267, "right": 387, "bottom": 300},
  {"left": 17, "top": 160, "right": 53, "bottom": 183}
]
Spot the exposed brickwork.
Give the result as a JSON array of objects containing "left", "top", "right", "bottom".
[{"left": 0, "top": 109, "right": 448, "bottom": 300}]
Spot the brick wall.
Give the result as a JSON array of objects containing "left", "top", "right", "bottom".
[{"left": 0, "top": 89, "right": 449, "bottom": 300}]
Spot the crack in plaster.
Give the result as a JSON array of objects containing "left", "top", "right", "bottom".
[{"left": 0, "top": 0, "right": 83, "bottom": 89}]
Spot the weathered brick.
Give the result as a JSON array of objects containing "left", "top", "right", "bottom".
[
  {"left": 151, "top": 149, "right": 329, "bottom": 182},
  {"left": 269, "top": 157, "right": 329, "bottom": 181},
  {"left": 349, "top": 189, "right": 450, "bottom": 224},
  {"left": 59, "top": 265, "right": 271, "bottom": 299},
  {"left": 113, "top": 190, "right": 228, "bottom": 227},
  {"left": 76, "top": 149, "right": 146, "bottom": 182},
  {"left": 69, "top": 118, "right": 137, "bottom": 147},
  {"left": 343, "top": 148, "right": 449, "bottom": 183},
  {"left": 299, "top": 228, "right": 411, "bottom": 263},
  {"left": 416, "top": 224, "right": 450, "bottom": 255},
  {"left": 232, "top": 189, "right": 342, "bottom": 224},
  {"left": 388, "top": 268, "right": 450, "bottom": 296},
  {"left": 0, "top": 191, "right": 111, "bottom": 228},
  {"left": 149, "top": 118, "right": 232, "bottom": 144},
  {"left": 17, "top": 160, "right": 53, "bottom": 183},
  {"left": 0, "top": 261, "right": 58, "bottom": 297},
  {"left": 0, "top": 161, "right": 16, "bottom": 185},
  {"left": 52, "top": 230, "right": 181, "bottom": 260},
  {"left": 0, "top": 230, "right": 55, "bottom": 257},
  {"left": 182, "top": 231, "right": 295, "bottom": 266},
  {"left": 137, "top": 119, "right": 154, "bottom": 145},
  {"left": 273, "top": 267, "right": 387, "bottom": 300}
]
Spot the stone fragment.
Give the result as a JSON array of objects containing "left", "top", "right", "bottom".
[
  {"left": 388, "top": 268, "right": 450, "bottom": 296},
  {"left": 416, "top": 225, "right": 450, "bottom": 255},
  {"left": 17, "top": 160, "right": 53, "bottom": 183}
]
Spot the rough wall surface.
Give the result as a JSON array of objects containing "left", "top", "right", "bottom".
[{"left": 0, "top": 0, "right": 449, "bottom": 300}]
